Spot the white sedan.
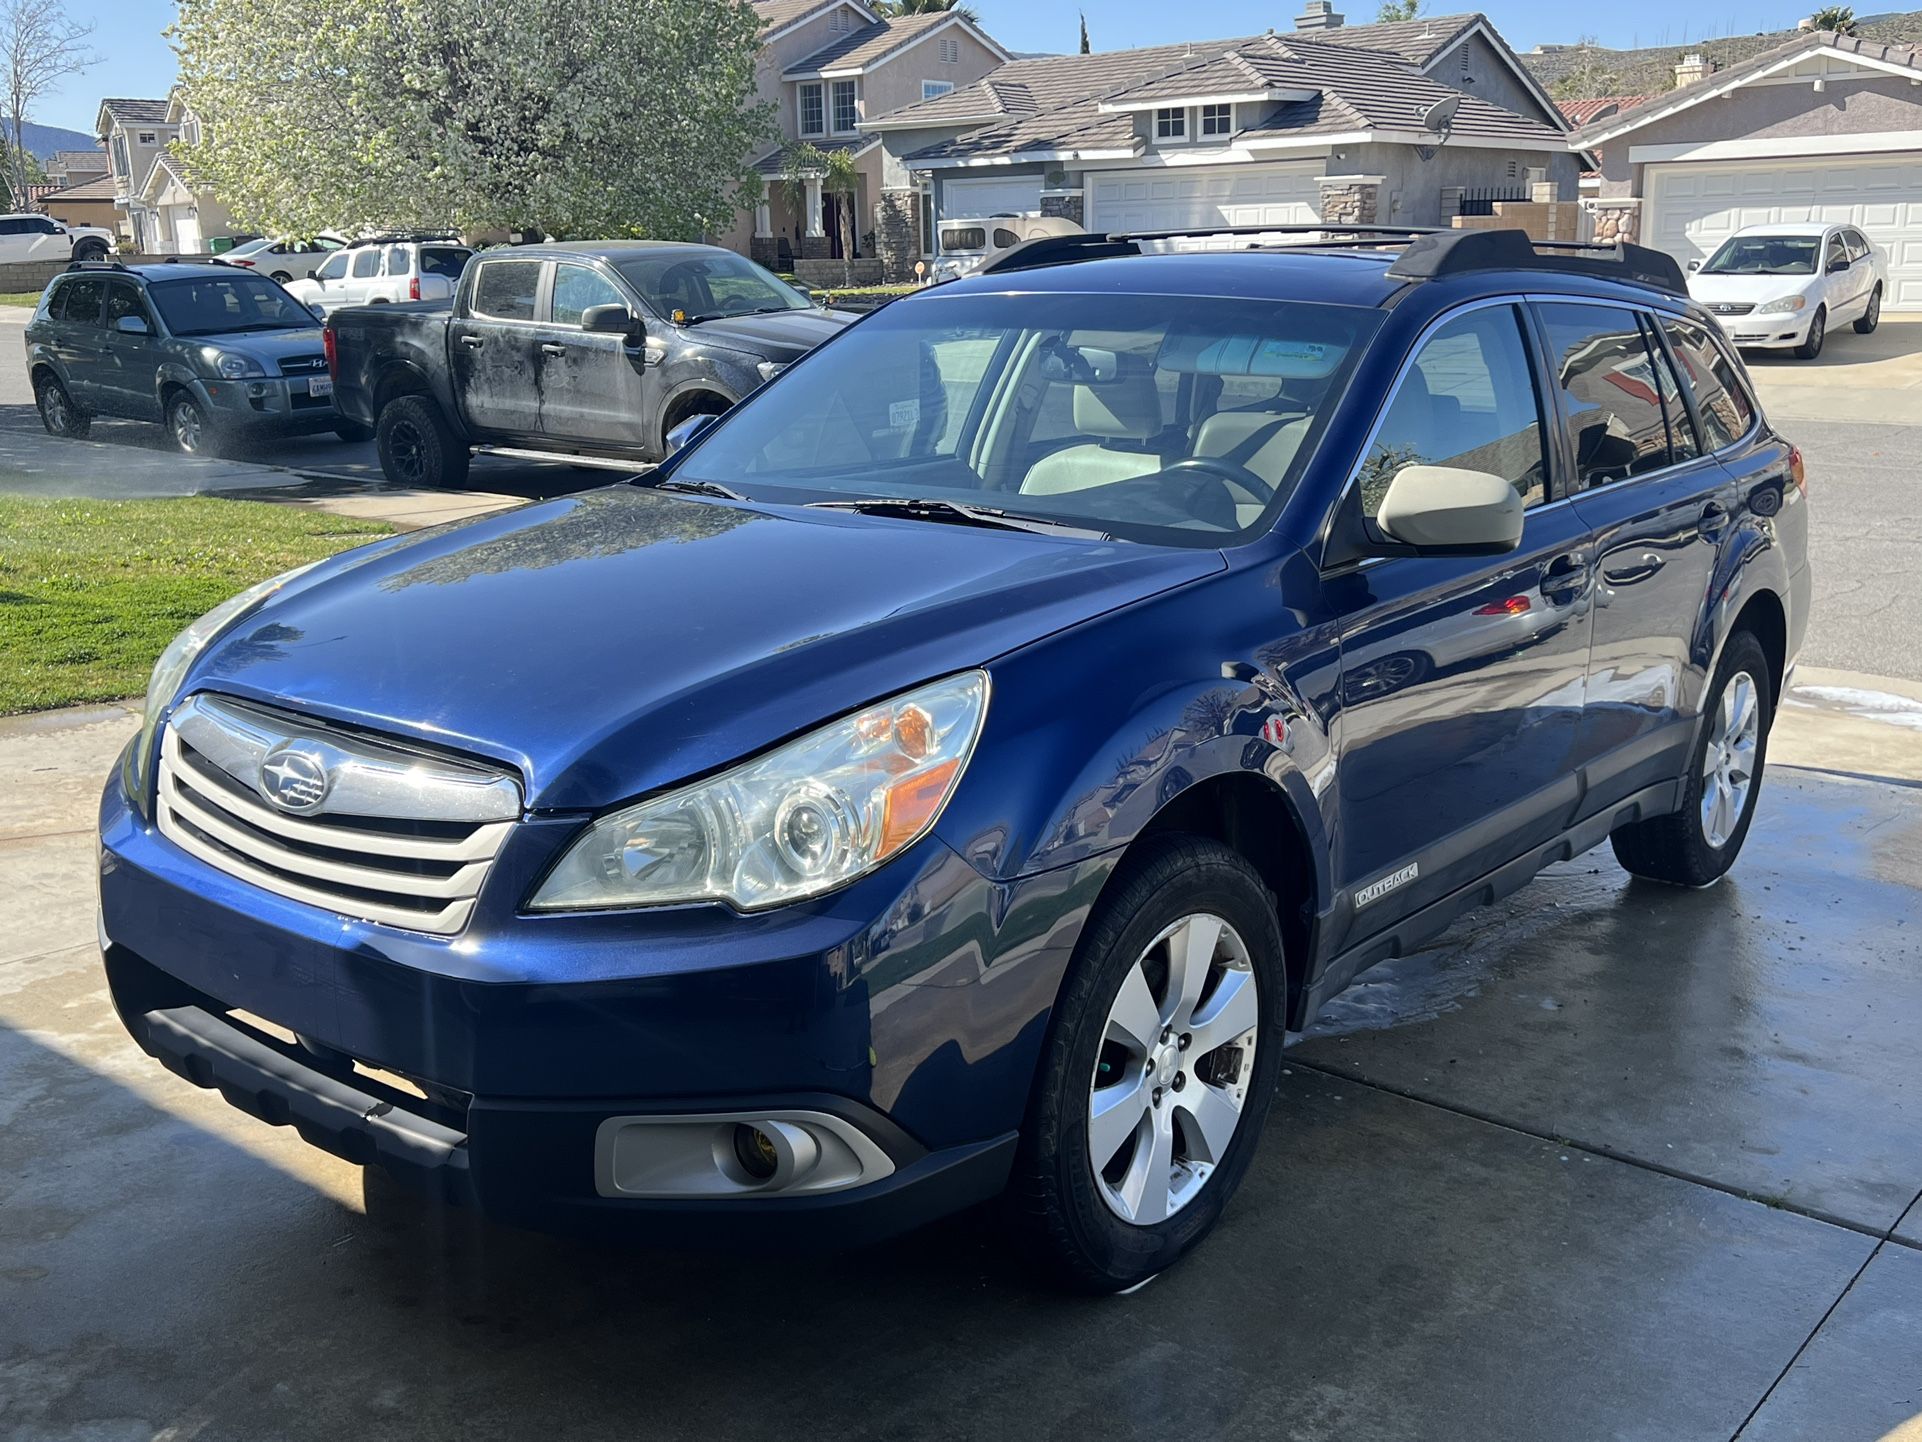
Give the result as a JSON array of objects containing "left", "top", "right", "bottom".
[
  {"left": 1686, "top": 222, "right": 1885, "bottom": 360},
  {"left": 223, "top": 234, "right": 346, "bottom": 284}
]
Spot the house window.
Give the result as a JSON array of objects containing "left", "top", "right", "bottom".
[
  {"left": 799, "top": 83, "right": 824, "bottom": 136},
  {"left": 1199, "top": 103, "right": 1232, "bottom": 137},
  {"left": 939, "top": 37, "right": 959, "bottom": 63},
  {"left": 832, "top": 79, "right": 857, "bottom": 133},
  {"left": 923, "top": 80, "right": 954, "bottom": 101},
  {"left": 1155, "top": 107, "right": 1186, "bottom": 140},
  {"left": 137, "top": 130, "right": 157, "bottom": 145}
]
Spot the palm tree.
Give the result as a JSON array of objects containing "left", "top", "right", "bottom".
[
  {"left": 1809, "top": 5, "right": 1855, "bottom": 32},
  {"left": 820, "top": 147, "right": 861, "bottom": 287},
  {"left": 881, "top": 0, "right": 980, "bottom": 21}
]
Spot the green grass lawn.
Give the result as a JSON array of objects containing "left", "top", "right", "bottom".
[
  {"left": 0, "top": 497, "right": 392, "bottom": 714},
  {"left": 0, "top": 289, "right": 44, "bottom": 308}
]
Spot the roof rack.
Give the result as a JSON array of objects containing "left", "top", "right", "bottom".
[
  {"left": 345, "top": 231, "right": 463, "bottom": 248},
  {"left": 973, "top": 224, "right": 1687, "bottom": 296},
  {"left": 65, "top": 259, "right": 129, "bottom": 272}
]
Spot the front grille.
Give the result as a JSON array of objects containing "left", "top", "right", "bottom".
[
  {"left": 156, "top": 695, "right": 521, "bottom": 936},
  {"left": 1710, "top": 302, "right": 1755, "bottom": 316},
  {"left": 278, "top": 355, "right": 328, "bottom": 375}
]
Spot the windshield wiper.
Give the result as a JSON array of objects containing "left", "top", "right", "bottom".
[
  {"left": 651, "top": 477, "right": 746, "bottom": 500},
  {"left": 685, "top": 305, "right": 797, "bottom": 324},
  {"left": 805, "top": 496, "right": 1108, "bottom": 539}
]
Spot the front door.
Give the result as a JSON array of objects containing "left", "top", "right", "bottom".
[
  {"left": 535, "top": 261, "right": 656, "bottom": 451},
  {"left": 1327, "top": 302, "right": 1595, "bottom": 944},
  {"left": 98, "top": 279, "right": 162, "bottom": 420},
  {"left": 1554, "top": 305, "right": 1743, "bottom": 812},
  {"left": 450, "top": 256, "right": 547, "bottom": 437}
]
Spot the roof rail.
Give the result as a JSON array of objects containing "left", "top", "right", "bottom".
[
  {"left": 65, "top": 259, "right": 129, "bottom": 272},
  {"left": 1385, "top": 229, "right": 1686, "bottom": 294},
  {"left": 345, "top": 231, "right": 463, "bottom": 248},
  {"left": 975, "top": 232, "right": 1141, "bottom": 275},
  {"left": 1109, "top": 222, "right": 1444, "bottom": 244}
]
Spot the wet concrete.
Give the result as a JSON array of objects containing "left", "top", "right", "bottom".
[{"left": 1, "top": 706, "right": 1919, "bottom": 1437}]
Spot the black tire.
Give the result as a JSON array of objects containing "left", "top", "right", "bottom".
[
  {"left": 71, "top": 239, "right": 108, "bottom": 262},
  {"left": 333, "top": 421, "right": 375, "bottom": 443},
  {"left": 34, "top": 373, "right": 90, "bottom": 439},
  {"left": 1794, "top": 306, "right": 1826, "bottom": 360},
  {"left": 1854, "top": 286, "right": 1882, "bottom": 335},
  {"left": 1610, "top": 629, "right": 1773, "bottom": 888},
  {"left": 166, "top": 391, "right": 224, "bottom": 457},
  {"left": 270, "top": 270, "right": 293, "bottom": 284},
  {"left": 1008, "top": 834, "right": 1287, "bottom": 1293},
  {"left": 376, "top": 394, "right": 470, "bottom": 488}
]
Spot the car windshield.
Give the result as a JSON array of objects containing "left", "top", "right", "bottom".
[
  {"left": 670, "top": 290, "right": 1382, "bottom": 547},
  {"left": 147, "top": 275, "right": 314, "bottom": 336},
  {"left": 1699, "top": 236, "right": 1820, "bottom": 276},
  {"left": 611, "top": 251, "right": 809, "bottom": 323}
]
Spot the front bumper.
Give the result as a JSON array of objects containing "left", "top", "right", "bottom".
[
  {"left": 1713, "top": 310, "right": 1813, "bottom": 350},
  {"left": 191, "top": 373, "right": 340, "bottom": 434},
  {"left": 98, "top": 762, "right": 1097, "bottom": 1244}
]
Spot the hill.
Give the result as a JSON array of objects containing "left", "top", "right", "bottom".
[{"left": 2, "top": 118, "right": 100, "bottom": 163}]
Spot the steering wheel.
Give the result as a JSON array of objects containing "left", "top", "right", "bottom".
[{"left": 1158, "top": 456, "right": 1278, "bottom": 506}]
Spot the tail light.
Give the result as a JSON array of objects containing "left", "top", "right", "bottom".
[
  {"left": 1786, "top": 443, "right": 1806, "bottom": 494},
  {"left": 409, "top": 274, "right": 420, "bottom": 301},
  {"left": 230, "top": 257, "right": 255, "bottom": 267},
  {"left": 322, "top": 325, "right": 337, "bottom": 378}
]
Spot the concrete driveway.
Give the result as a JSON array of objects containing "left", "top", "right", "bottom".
[{"left": 2, "top": 695, "right": 1919, "bottom": 1441}]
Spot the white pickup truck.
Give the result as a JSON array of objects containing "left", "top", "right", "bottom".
[
  {"left": 284, "top": 235, "right": 475, "bottom": 315},
  {"left": 0, "top": 213, "right": 114, "bottom": 263}
]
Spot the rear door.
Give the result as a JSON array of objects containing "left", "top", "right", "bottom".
[
  {"left": 98, "top": 279, "right": 162, "bottom": 419},
  {"left": 1541, "top": 300, "right": 1735, "bottom": 815},
  {"left": 449, "top": 256, "right": 547, "bottom": 437},
  {"left": 1327, "top": 300, "right": 1595, "bottom": 942},
  {"left": 48, "top": 275, "right": 109, "bottom": 404},
  {"left": 534, "top": 261, "right": 656, "bottom": 451}
]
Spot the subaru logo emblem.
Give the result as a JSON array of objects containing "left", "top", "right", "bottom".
[{"left": 259, "top": 745, "right": 331, "bottom": 814}]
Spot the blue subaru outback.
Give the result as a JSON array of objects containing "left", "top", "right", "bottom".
[{"left": 97, "top": 227, "right": 1809, "bottom": 1291}]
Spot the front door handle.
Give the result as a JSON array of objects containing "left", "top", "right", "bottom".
[
  {"left": 540, "top": 342, "right": 566, "bottom": 356},
  {"left": 1603, "top": 553, "right": 1665, "bottom": 586},
  {"left": 1699, "top": 501, "right": 1730, "bottom": 541},
  {"left": 459, "top": 335, "right": 484, "bottom": 350}
]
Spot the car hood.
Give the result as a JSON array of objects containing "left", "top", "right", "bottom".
[
  {"left": 184, "top": 487, "right": 1223, "bottom": 810},
  {"left": 685, "top": 307, "right": 855, "bottom": 360},
  {"left": 200, "top": 326, "right": 328, "bottom": 361},
  {"left": 1687, "top": 272, "right": 1817, "bottom": 306}
]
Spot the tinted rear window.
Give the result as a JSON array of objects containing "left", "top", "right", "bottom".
[{"left": 53, "top": 277, "right": 105, "bottom": 325}]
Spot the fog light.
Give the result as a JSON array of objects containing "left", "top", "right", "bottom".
[
  {"left": 595, "top": 1108, "right": 896, "bottom": 1199},
  {"left": 734, "top": 1123, "right": 779, "bottom": 1181},
  {"left": 247, "top": 382, "right": 267, "bottom": 399}
]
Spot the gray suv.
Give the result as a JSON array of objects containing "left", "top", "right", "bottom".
[{"left": 25, "top": 261, "right": 360, "bottom": 455}]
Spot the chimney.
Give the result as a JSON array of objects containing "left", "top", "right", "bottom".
[
  {"left": 1674, "top": 51, "right": 1714, "bottom": 86},
  {"left": 1295, "top": 0, "right": 1345, "bottom": 31}
]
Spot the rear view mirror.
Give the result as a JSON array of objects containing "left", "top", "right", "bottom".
[
  {"left": 1376, "top": 465, "right": 1523, "bottom": 554},
  {"left": 582, "top": 303, "right": 640, "bottom": 336}
]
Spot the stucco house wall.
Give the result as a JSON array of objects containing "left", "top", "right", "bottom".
[{"left": 859, "top": 26, "right": 1002, "bottom": 120}]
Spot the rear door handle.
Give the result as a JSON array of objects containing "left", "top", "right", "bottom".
[
  {"left": 540, "top": 342, "right": 566, "bottom": 356},
  {"left": 1541, "top": 552, "right": 1589, "bottom": 601},
  {"left": 1699, "top": 501, "right": 1730, "bottom": 540},
  {"left": 459, "top": 335, "right": 484, "bottom": 350}
]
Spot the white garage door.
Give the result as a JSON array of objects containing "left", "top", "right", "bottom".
[
  {"left": 1086, "top": 162, "right": 1323, "bottom": 242},
  {"left": 940, "top": 176, "right": 1044, "bottom": 220},
  {"left": 1646, "top": 155, "right": 1922, "bottom": 311}
]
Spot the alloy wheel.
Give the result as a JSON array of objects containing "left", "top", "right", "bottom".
[
  {"left": 39, "top": 383, "right": 69, "bottom": 435},
  {"left": 1088, "top": 912, "right": 1260, "bottom": 1226},
  {"left": 388, "top": 421, "right": 426, "bottom": 482},
  {"left": 1700, "top": 670, "right": 1761, "bottom": 849},
  {"left": 171, "top": 401, "right": 203, "bottom": 453}
]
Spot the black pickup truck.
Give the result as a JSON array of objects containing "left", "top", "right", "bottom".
[{"left": 328, "top": 240, "right": 856, "bottom": 487}]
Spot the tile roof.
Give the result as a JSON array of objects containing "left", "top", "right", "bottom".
[
  {"left": 753, "top": 0, "right": 847, "bottom": 35},
  {"left": 783, "top": 11, "right": 957, "bottom": 76},
  {"left": 44, "top": 174, "right": 115, "bottom": 201},
  {"left": 52, "top": 148, "right": 108, "bottom": 168},
  {"left": 1568, "top": 29, "right": 1922, "bottom": 144},
  {"left": 1556, "top": 95, "right": 1651, "bottom": 127},
  {"left": 750, "top": 134, "right": 879, "bottom": 176},
  {"left": 902, "top": 28, "right": 1562, "bottom": 164},
  {"left": 99, "top": 97, "right": 170, "bottom": 124}
]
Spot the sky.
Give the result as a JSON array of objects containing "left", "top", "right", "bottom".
[{"left": 38, "top": 0, "right": 1827, "bottom": 138}]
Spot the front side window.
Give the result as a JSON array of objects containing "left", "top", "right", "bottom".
[
  {"left": 550, "top": 264, "right": 626, "bottom": 327},
  {"left": 1662, "top": 317, "right": 1755, "bottom": 451},
  {"left": 1200, "top": 103, "right": 1233, "bottom": 137},
  {"left": 671, "top": 291, "right": 1381, "bottom": 546},
  {"left": 1699, "top": 235, "right": 1817, "bottom": 276},
  {"left": 1155, "top": 107, "right": 1186, "bottom": 140},
  {"left": 470, "top": 259, "right": 541, "bottom": 321},
  {"left": 832, "top": 80, "right": 858, "bottom": 133},
  {"left": 1825, "top": 233, "right": 1849, "bottom": 273},
  {"left": 350, "top": 248, "right": 380, "bottom": 278},
  {"left": 1357, "top": 305, "right": 1546, "bottom": 517},
  {"left": 799, "top": 84, "right": 824, "bottom": 136},
  {"left": 1536, "top": 302, "right": 1673, "bottom": 488},
  {"left": 612, "top": 250, "right": 807, "bottom": 322},
  {"left": 104, "top": 281, "right": 151, "bottom": 329},
  {"left": 316, "top": 251, "right": 350, "bottom": 281},
  {"left": 146, "top": 275, "right": 310, "bottom": 336}
]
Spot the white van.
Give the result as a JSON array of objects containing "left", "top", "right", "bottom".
[{"left": 934, "top": 214, "right": 1084, "bottom": 281}]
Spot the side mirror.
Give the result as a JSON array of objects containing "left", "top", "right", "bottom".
[
  {"left": 1685, "top": 259, "right": 1701, "bottom": 273},
  {"left": 306, "top": 269, "right": 318, "bottom": 281},
  {"left": 789, "top": 282, "right": 816, "bottom": 304},
  {"left": 1376, "top": 465, "right": 1523, "bottom": 555},
  {"left": 1827, "top": 257, "right": 1848, "bottom": 273},
  {"left": 114, "top": 314, "right": 150, "bottom": 335},
  {"left": 582, "top": 302, "right": 641, "bottom": 336},
  {"left": 664, "top": 413, "right": 716, "bottom": 454}
]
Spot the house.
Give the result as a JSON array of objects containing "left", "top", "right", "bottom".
[
  {"left": 859, "top": 5, "right": 1575, "bottom": 280},
  {"left": 39, "top": 174, "right": 118, "bottom": 233},
  {"left": 133, "top": 93, "right": 235, "bottom": 253},
  {"left": 45, "top": 149, "right": 109, "bottom": 188},
  {"left": 721, "top": 0, "right": 1010, "bottom": 281},
  {"left": 1568, "top": 30, "right": 1922, "bottom": 310},
  {"left": 1557, "top": 97, "right": 1650, "bottom": 196},
  {"left": 96, "top": 97, "right": 177, "bottom": 249}
]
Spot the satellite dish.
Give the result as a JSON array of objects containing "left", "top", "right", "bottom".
[{"left": 1421, "top": 94, "right": 1461, "bottom": 134}]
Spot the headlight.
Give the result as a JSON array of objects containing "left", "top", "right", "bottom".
[
  {"left": 1755, "top": 295, "right": 1808, "bottom": 315},
  {"left": 530, "top": 672, "right": 989, "bottom": 912},
  {"left": 203, "top": 348, "right": 264, "bottom": 378},
  {"left": 756, "top": 360, "right": 789, "bottom": 383},
  {"left": 123, "top": 562, "right": 322, "bottom": 814}
]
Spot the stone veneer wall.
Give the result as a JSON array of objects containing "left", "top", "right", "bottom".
[
  {"left": 1585, "top": 198, "right": 1642, "bottom": 246},
  {"left": 1316, "top": 176, "right": 1382, "bottom": 226},
  {"left": 1040, "top": 191, "right": 1084, "bottom": 226},
  {"left": 875, "top": 189, "right": 920, "bottom": 283}
]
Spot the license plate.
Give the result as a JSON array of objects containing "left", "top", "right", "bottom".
[{"left": 308, "top": 377, "right": 333, "bottom": 398}]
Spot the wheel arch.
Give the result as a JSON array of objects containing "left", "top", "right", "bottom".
[
  {"left": 1728, "top": 587, "right": 1788, "bottom": 707},
  {"left": 372, "top": 360, "right": 434, "bottom": 415}
]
